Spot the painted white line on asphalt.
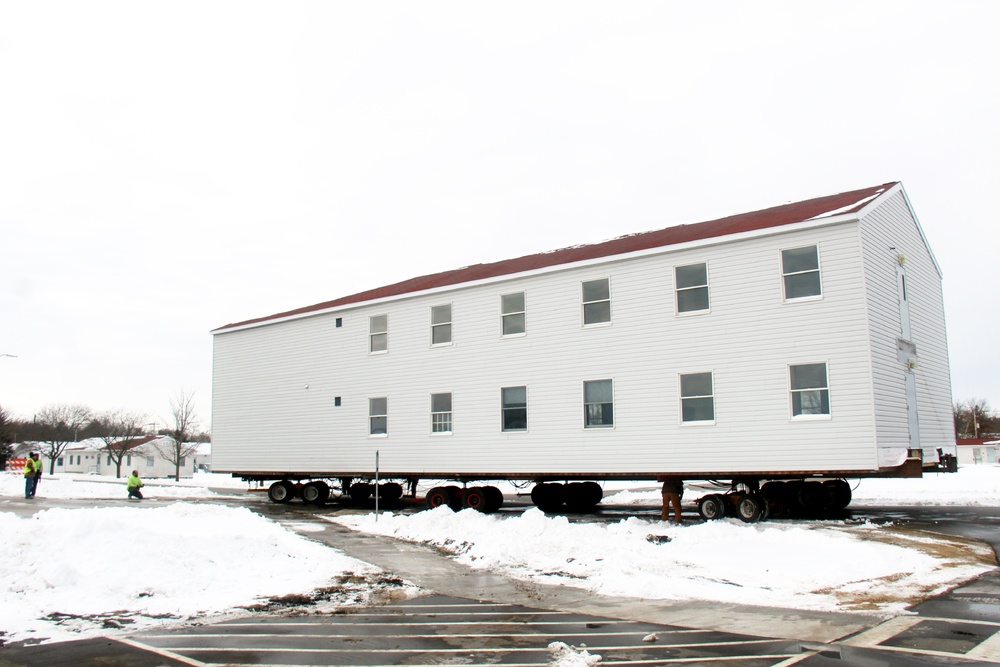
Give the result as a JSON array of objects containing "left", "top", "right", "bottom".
[
  {"left": 202, "top": 658, "right": 797, "bottom": 667},
  {"left": 838, "top": 615, "right": 924, "bottom": 647},
  {"left": 115, "top": 637, "right": 210, "bottom": 667},
  {"left": 958, "top": 629, "right": 1000, "bottom": 661}
]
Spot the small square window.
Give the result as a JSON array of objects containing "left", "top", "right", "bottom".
[
  {"left": 790, "top": 363, "right": 830, "bottom": 417},
  {"left": 334, "top": 397, "right": 342, "bottom": 407},
  {"left": 782, "top": 246, "right": 822, "bottom": 300},
  {"left": 335, "top": 317, "right": 343, "bottom": 328}
]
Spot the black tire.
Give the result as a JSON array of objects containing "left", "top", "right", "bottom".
[
  {"left": 797, "top": 481, "right": 828, "bottom": 514},
  {"left": 444, "top": 485, "right": 463, "bottom": 510},
  {"left": 483, "top": 486, "right": 504, "bottom": 512},
  {"left": 582, "top": 481, "right": 603, "bottom": 507},
  {"left": 698, "top": 494, "right": 725, "bottom": 520},
  {"left": 736, "top": 493, "right": 765, "bottom": 522},
  {"left": 378, "top": 482, "right": 403, "bottom": 503},
  {"left": 531, "top": 482, "right": 565, "bottom": 512},
  {"left": 463, "top": 487, "right": 489, "bottom": 511},
  {"left": 425, "top": 486, "right": 453, "bottom": 509},
  {"left": 267, "top": 480, "right": 294, "bottom": 504},
  {"left": 301, "top": 481, "right": 330, "bottom": 505},
  {"left": 824, "top": 479, "right": 852, "bottom": 510},
  {"left": 564, "top": 482, "right": 592, "bottom": 512},
  {"left": 350, "top": 482, "right": 373, "bottom": 502}
]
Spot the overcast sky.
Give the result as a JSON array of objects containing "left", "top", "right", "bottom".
[{"left": 1, "top": 1, "right": 997, "bottom": 428}]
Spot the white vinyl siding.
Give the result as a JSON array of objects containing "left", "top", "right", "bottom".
[{"left": 211, "top": 198, "right": 950, "bottom": 476}]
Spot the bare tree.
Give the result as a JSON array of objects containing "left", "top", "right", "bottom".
[
  {"left": 95, "top": 408, "right": 149, "bottom": 478},
  {"left": 157, "top": 390, "right": 201, "bottom": 481},
  {"left": 954, "top": 398, "right": 999, "bottom": 438},
  {"left": 34, "top": 403, "right": 93, "bottom": 474},
  {"left": 0, "top": 404, "right": 14, "bottom": 471}
]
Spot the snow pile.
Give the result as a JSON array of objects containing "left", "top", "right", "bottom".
[
  {"left": 0, "top": 504, "right": 396, "bottom": 643},
  {"left": 0, "top": 471, "right": 246, "bottom": 500},
  {"left": 328, "top": 506, "right": 993, "bottom": 614},
  {"left": 549, "top": 641, "right": 602, "bottom": 666}
]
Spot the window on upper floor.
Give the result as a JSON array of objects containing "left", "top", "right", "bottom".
[
  {"left": 369, "top": 397, "right": 388, "bottom": 435},
  {"left": 582, "top": 278, "right": 611, "bottom": 326},
  {"left": 680, "top": 371, "right": 715, "bottom": 423},
  {"left": 369, "top": 314, "right": 388, "bottom": 353},
  {"left": 584, "top": 379, "right": 614, "bottom": 428},
  {"left": 431, "top": 304, "right": 452, "bottom": 345},
  {"left": 790, "top": 362, "right": 830, "bottom": 417},
  {"left": 501, "top": 292, "right": 526, "bottom": 336},
  {"left": 501, "top": 386, "right": 527, "bottom": 432},
  {"left": 675, "top": 262, "right": 710, "bottom": 314},
  {"left": 781, "top": 245, "right": 822, "bottom": 300},
  {"left": 431, "top": 393, "right": 453, "bottom": 434}
]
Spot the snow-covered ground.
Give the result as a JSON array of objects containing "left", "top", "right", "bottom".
[{"left": 2, "top": 467, "right": 999, "bottom": 648}]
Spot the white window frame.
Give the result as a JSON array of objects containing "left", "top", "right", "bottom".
[
  {"left": 679, "top": 371, "right": 715, "bottom": 425},
  {"left": 583, "top": 379, "right": 615, "bottom": 429},
  {"left": 431, "top": 304, "right": 453, "bottom": 346},
  {"left": 501, "top": 386, "right": 528, "bottom": 432},
  {"left": 500, "top": 291, "right": 526, "bottom": 337},
  {"left": 789, "top": 362, "right": 831, "bottom": 420},
  {"left": 781, "top": 245, "right": 823, "bottom": 302},
  {"left": 431, "top": 392, "right": 453, "bottom": 435},
  {"left": 674, "top": 262, "right": 711, "bottom": 315},
  {"left": 369, "top": 396, "right": 388, "bottom": 436},
  {"left": 369, "top": 314, "right": 388, "bottom": 354},
  {"left": 581, "top": 278, "right": 612, "bottom": 327}
]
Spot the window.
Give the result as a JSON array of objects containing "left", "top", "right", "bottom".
[
  {"left": 781, "top": 245, "right": 822, "bottom": 300},
  {"left": 502, "top": 386, "right": 527, "bottom": 431},
  {"left": 680, "top": 372, "right": 715, "bottom": 423},
  {"left": 146, "top": 457, "right": 154, "bottom": 466},
  {"left": 582, "top": 278, "right": 611, "bottom": 325},
  {"left": 431, "top": 304, "right": 452, "bottom": 345},
  {"left": 675, "top": 263, "right": 710, "bottom": 313},
  {"left": 180, "top": 457, "right": 186, "bottom": 467},
  {"left": 790, "top": 363, "right": 830, "bottom": 417},
  {"left": 127, "top": 455, "right": 132, "bottom": 466},
  {"left": 501, "top": 292, "right": 526, "bottom": 336},
  {"left": 431, "top": 393, "right": 453, "bottom": 434},
  {"left": 57, "top": 458, "right": 63, "bottom": 467},
  {"left": 369, "top": 314, "right": 388, "bottom": 353},
  {"left": 584, "top": 379, "right": 614, "bottom": 428},
  {"left": 107, "top": 455, "right": 112, "bottom": 466},
  {"left": 369, "top": 397, "right": 388, "bottom": 435}
]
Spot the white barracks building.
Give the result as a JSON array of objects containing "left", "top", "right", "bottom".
[{"left": 211, "top": 182, "right": 955, "bottom": 516}]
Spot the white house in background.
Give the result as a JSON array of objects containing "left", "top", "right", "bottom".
[
  {"left": 211, "top": 181, "right": 956, "bottom": 513},
  {"left": 957, "top": 439, "right": 1000, "bottom": 466},
  {"left": 27, "top": 437, "right": 196, "bottom": 478}
]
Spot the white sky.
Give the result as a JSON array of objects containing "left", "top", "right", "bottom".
[
  {"left": 1, "top": 1, "right": 998, "bottom": 424},
  {"left": 2, "top": 468, "right": 998, "bottom": 645}
]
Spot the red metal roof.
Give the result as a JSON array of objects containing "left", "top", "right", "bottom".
[{"left": 216, "top": 182, "right": 897, "bottom": 332}]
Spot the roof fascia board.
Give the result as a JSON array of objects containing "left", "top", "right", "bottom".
[{"left": 213, "top": 214, "right": 863, "bottom": 335}]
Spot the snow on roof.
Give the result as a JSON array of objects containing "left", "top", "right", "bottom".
[{"left": 215, "top": 182, "right": 898, "bottom": 332}]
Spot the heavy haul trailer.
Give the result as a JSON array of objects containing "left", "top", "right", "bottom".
[{"left": 211, "top": 182, "right": 957, "bottom": 522}]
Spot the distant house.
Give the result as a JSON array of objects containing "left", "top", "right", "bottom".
[
  {"left": 956, "top": 438, "right": 1000, "bottom": 466},
  {"left": 18, "top": 437, "right": 197, "bottom": 478}
]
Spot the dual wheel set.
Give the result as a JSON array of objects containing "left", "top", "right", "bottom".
[
  {"left": 426, "top": 485, "right": 505, "bottom": 512},
  {"left": 265, "top": 479, "right": 406, "bottom": 505},
  {"left": 697, "top": 479, "right": 853, "bottom": 523},
  {"left": 426, "top": 480, "right": 605, "bottom": 513}
]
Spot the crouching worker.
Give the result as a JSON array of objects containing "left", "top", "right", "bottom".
[
  {"left": 127, "top": 470, "right": 145, "bottom": 500},
  {"left": 660, "top": 476, "right": 684, "bottom": 524}
]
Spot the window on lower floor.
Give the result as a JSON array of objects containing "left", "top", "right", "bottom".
[
  {"left": 790, "top": 362, "right": 830, "bottom": 417},
  {"left": 582, "top": 278, "right": 611, "bottom": 326},
  {"left": 502, "top": 386, "right": 527, "bottom": 431},
  {"left": 146, "top": 457, "right": 155, "bottom": 466},
  {"left": 675, "top": 263, "right": 710, "bottom": 313},
  {"left": 584, "top": 379, "right": 614, "bottom": 428},
  {"left": 369, "top": 397, "right": 388, "bottom": 435},
  {"left": 431, "top": 304, "right": 452, "bottom": 345},
  {"left": 680, "top": 372, "right": 715, "bottom": 423},
  {"left": 431, "top": 393, "right": 453, "bottom": 434},
  {"left": 781, "top": 245, "right": 822, "bottom": 300}
]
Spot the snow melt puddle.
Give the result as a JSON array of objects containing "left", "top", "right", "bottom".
[{"left": 327, "top": 506, "right": 995, "bottom": 614}]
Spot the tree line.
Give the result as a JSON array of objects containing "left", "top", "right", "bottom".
[
  {"left": 0, "top": 390, "right": 209, "bottom": 480},
  {"left": 954, "top": 398, "right": 1000, "bottom": 439}
]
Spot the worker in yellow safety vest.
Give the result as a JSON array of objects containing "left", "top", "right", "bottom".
[{"left": 24, "top": 452, "right": 42, "bottom": 499}]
